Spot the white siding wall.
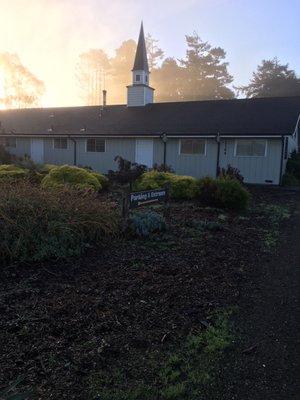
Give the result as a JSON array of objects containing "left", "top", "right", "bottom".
[
  {"left": 127, "top": 85, "right": 154, "bottom": 107},
  {"left": 219, "top": 139, "right": 282, "bottom": 184}
]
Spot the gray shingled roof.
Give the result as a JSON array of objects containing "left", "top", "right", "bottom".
[
  {"left": 132, "top": 22, "right": 149, "bottom": 72},
  {"left": 0, "top": 96, "right": 299, "bottom": 137}
]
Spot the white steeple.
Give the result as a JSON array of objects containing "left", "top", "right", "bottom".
[{"left": 127, "top": 22, "right": 154, "bottom": 107}]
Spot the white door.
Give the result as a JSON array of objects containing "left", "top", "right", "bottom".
[
  {"left": 31, "top": 139, "right": 44, "bottom": 163},
  {"left": 135, "top": 139, "right": 153, "bottom": 168}
]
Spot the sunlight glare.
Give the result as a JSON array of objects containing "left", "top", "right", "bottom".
[{"left": 0, "top": 71, "right": 5, "bottom": 109}]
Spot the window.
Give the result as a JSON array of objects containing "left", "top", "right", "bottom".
[
  {"left": 235, "top": 140, "right": 266, "bottom": 157},
  {"left": 136, "top": 74, "right": 141, "bottom": 82},
  {"left": 180, "top": 139, "right": 206, "bottom": 155},
  {"left": 5, "top": 137, "right": 17, "bottom": 148},
  {"left": 86, "top": 138, "right": 105, "bottom": 152},
  {"left": 53, "top": 138, "right": 68, "bottom": 149},
  {"left": 145, "top": 75, "right": 148, "bottom": 83}
]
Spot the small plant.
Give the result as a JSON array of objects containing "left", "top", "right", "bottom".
[
  {"left": 129, "top": 210, "right": 166, "bottom": 237},
  {"left": 218, "top": 164, "right": 244, "bottom": 183},
  {"left": 108, "top": 156, "right": 147, "bottom": 188},
  {"left": 41, "top": 165, "right": 101, "bottom": 192}
]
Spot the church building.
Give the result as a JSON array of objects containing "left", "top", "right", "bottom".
[{"left": 0, "top": 23, "right": 299, "bottom": 185}]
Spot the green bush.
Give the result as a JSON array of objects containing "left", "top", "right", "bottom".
[
  {"left": 0, "top": 182, "right": 119, "bottom": 263},
  {"left": 197, "top": 176, "right": 218, "bottom": 205},
  {"left": 91, "top": 171, "right": 110, "bottom": 190},
  {"left": 283, "top": 150, "right": 300, "bottom": 185},
  {"left": 0, "top": 164, "right": 28, "bottom": 182},
  {"left": 41, "top": 165, "right": 101, "bottom": 192},
  {"left": 198, "top": 176, "right": 250, "bottom": 211},
  {"left": 134, "top": 171, "right": 198, "bottom": 200},
  {"left": 282, "top": 171, "right": 300, "bottom": 186},
  {"left": 215, "top": 178, "right": 250, "bottom": 211}
]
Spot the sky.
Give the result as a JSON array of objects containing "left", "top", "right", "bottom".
[{"left": 0, "top": 0, "right": 299, "bottom": 107}]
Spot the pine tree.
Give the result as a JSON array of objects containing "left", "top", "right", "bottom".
[
  {"left": 179, "top": 33, "right": 234, "bottom": 100},
  {"left": 238, "top": 58, "right": 300, "bottom": 98}
]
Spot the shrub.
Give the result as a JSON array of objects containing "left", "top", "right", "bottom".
[
  {"left": 129, "top": 211, "right": 166, "bottom": 237},
  {"left": 286, "top": 150, "right": 300, "bottom": 178},
  {"left": 152, "top": 163, "right": 174, "bottom": 173},
  {"left": 197, "top": 176, "right": 218, "bottom": 205},
  {"left": 107, "top": 156, "right": 147, "bottom": 187},
  {"left": 198, "top": 176, "right": 250, "bottom": 211},
  {"left": 215, "top": 178, "right": 250, "bottom": 211},
  {"left": 134, "top": 171, "right": 198, "bottom": 200},
  {"left": 0, "top": 182, "right": 119, "bottom": 263},
  {"left": 41, "top": 165, "right": 101, "bottom": 192},
  {"left": 218, "top": 164, "right": 244, "bottom": 183},
  {"left": 0, "top": 164, "right": 28, "bottom": 182},
  {"left": 0, "top": 144, "right": 15, "bottom": 164},
  {"left": 91, "top": 171, "right": 110, "bottom": 190},
  {"left": 282, "top": 171, "right": 300, "bottom": 186}
]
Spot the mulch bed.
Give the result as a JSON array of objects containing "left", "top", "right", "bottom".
[{"left": 0, "top": 186, "right": 298, "bottom": 399}]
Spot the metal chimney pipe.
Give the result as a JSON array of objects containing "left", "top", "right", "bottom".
[{"left": 102, "top": 90, "right": 107, "bottom": 107}]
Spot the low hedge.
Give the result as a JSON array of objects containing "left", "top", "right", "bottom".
[
  {"left": 134, "top": 171, "right": 198, "bottom": 199},
  {"left": 198, "top": 176, "right": 250, "bottom": 211},
  {"left": 0, "top": 182, "right": 119, "bottom": 263},
  {"left": 41, "top": 165, "right": 102, "bottom": 192}
]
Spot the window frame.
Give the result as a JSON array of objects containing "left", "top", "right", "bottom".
[
  {"left": 179, "top": 138, "right": 207, "bottom": 156},
  {"left": 85, "top": 138, "right": 106, "bottom": 153},
  {"left": 53, "top": 137, "right": 68, "bottom": 150},
  {"left": 234, "top": 139, "right": 267, "bottom": 157},
  {"left": 135, "top": 74, "right": 141, "bottom": 82},
  {"left": 5, "top": 137, "right": 17, "bottom": 148}
]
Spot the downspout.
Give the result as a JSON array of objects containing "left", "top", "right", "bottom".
[
  {"left": 68, "top": 136, "right": 77, "bottom": 166},
  {"left": 215, "top": 132, "right": 221, "bottom": 178},
  {"left": 279, "top": 135, "right": 284, "bottom": 186}
]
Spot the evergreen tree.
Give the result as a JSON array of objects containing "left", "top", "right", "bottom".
[
  {"left": 146, "top": 33, "right": 164, "bottom": 70},
  {"left": 179, "top": 33, "right": 234, "bottom": 100},
  {"left": 238, "top": 58, "right": 300, "bottom": 98},
  {"left": 76, "top": 49, "right": 110, "bottom": 105},
  {"left": 0, "top": 53, "right": 45, "bottom": 109},
  {"left": 152, "top": 58, "right": 185, "bottom": 102}
]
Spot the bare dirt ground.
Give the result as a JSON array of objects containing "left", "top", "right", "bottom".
[
  {"left": 0, "top": 186, "right": 299, "bottom": 399},
  {"left": 215, "top": 188, "right": 300, "bottom": 400}
]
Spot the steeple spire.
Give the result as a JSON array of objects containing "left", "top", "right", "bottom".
[
  {"left": 127, "top": 22, "right": 154, "bottom": 107},
  {"left": 133, "top": 22, "right": 149, "bottom": 72}
]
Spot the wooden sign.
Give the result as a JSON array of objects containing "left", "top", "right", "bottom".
[{"left": 128, "top": 188, "right": 167, "bottom": 209}]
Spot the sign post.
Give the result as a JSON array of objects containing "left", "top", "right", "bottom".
[{"left": 122, "top": 185, "right": 170, "bottom": 228}]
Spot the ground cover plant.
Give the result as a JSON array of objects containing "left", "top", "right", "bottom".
[
  {"left": 0, "top": 186, "right": 297, "bottom": 399},
  {"left": 0, "top": 182, "right": 119, "bottom": 263}
]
